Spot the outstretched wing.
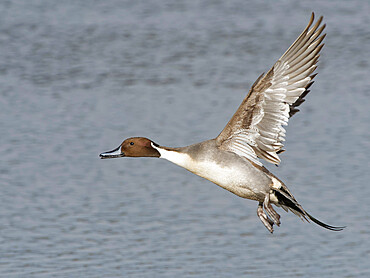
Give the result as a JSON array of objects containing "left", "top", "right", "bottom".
[{"left": 216, "top": 13, "right": 325, "bottom": 165}]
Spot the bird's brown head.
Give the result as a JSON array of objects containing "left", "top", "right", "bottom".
[{"left": 100, "top": 137, "right": 160, "bottom": 159}]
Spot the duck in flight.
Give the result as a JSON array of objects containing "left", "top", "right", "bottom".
[{"left": 100, "top": 13, "right": 344, "bottom": 233}]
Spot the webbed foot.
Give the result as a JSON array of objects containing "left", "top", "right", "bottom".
[
  {"left": 263, "top": 193, "right": 281, "bottom": 226},
  {"left": 257, "top": 202, "right": 274, "bottom": 233}
]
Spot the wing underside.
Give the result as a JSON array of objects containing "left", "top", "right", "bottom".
[{"left": 216, "top": 13, "right": 326, "bottom": 165}]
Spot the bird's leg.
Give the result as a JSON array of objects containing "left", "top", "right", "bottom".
[
  {"left": 257, "top": 202, "right": 274, "bottom": 233},
  {"left": 263, "top": 193, "right": 281, "bottom": 226}
]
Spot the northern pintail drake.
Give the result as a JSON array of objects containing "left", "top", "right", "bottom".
[{"left": 100, "top": 13, "right": 344, "bottom": 233}]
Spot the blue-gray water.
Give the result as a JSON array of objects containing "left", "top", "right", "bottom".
[{"left": 1, "top": 0, "right": 369, "bottom": 277}]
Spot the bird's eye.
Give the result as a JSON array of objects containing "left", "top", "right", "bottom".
[{"left": 130, "top": 142, "right": 134, "bottom": 146}]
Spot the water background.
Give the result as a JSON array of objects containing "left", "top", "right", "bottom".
[{"left": 1, "top": 0, "right": 369, "bottom": 277}]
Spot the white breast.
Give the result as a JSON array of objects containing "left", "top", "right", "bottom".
[{"left": 152, "top": 144, "right": 263, "bottom": 198}]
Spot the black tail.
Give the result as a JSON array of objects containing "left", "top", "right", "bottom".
[
  {"left": 305, "top": 213, "right": 345, "bottom": 231},
  {"left": 274, "top": 189, "right": 345, "bottom": 232}
]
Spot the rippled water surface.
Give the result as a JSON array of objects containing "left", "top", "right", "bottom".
[{"left": 1, "top": 0, "right": 369, "bottom": 277}]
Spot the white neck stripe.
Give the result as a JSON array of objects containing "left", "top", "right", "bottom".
[{"left": 151, "top": 143, "right": 191, "bottom": 167}]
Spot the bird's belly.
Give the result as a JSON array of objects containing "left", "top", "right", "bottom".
[
  {"left": 157, "top": 145, "right": 271, "bottom": 201},
  {"left": 186, "top": 159, "right": 270, "bottom": 200}
]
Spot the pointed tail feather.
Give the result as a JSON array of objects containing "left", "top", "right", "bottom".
[
  {"left": 273, "top": 189, "right": 345, "bottom": 231},
  {"left": 306, "top": 213, "right": 345, "bottom": 231}
]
